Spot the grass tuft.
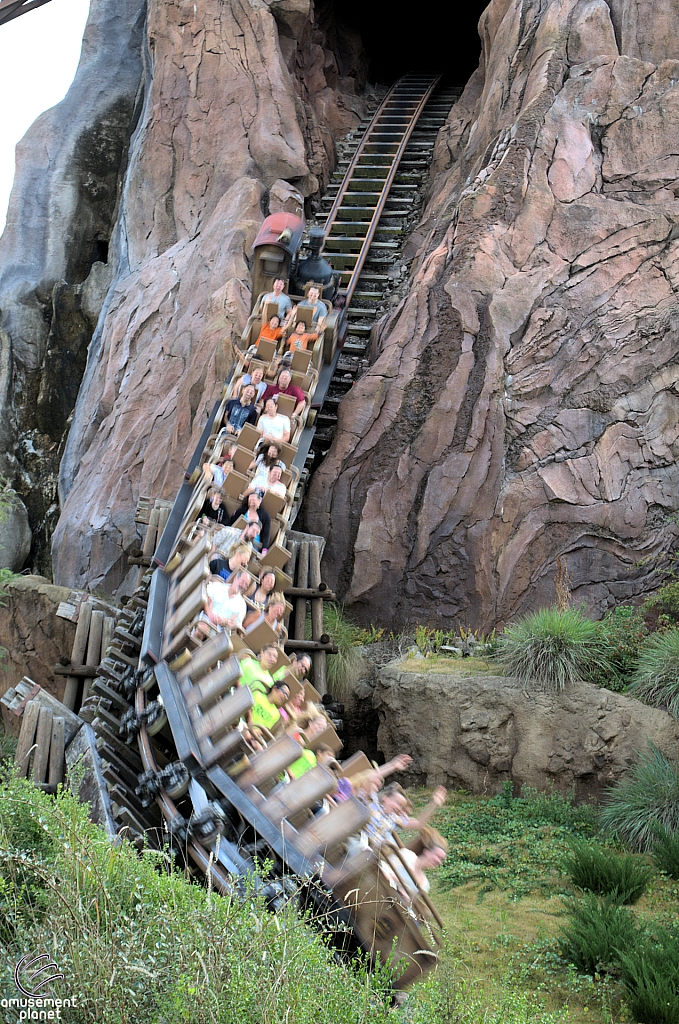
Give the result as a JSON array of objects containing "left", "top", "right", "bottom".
[
  {"left": 310, "top": 602, "right": 367, "bottom": 701},
  {"left": 652, "top": 827, "right": 679, "bottom": 879},
  {"left": 558, "top": 893, "right": 641, "bottom": 975},
  {"left": 599, "top": 745, "right": 679, "bottom": 851},
  {"left": 628, "top": 627, "right": 679, "bottom": 717},
  {"left": 493, "top": 606, "right": 615, "bottom": 690},
  {"left": 618, "top": 927, "right": 679, "bottom": 1024},
  {"left": 561, "top": 839, "right": 652, "bottom": 904}
]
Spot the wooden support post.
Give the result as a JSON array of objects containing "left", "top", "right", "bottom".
[
  {"left": 294, "top": 541, "right": 309, "bottom": 641},
  {"left": 139, "top": 507, "right": 160, "bottom": 586},
  {"left": 64, "top": 600, "right": 91, "bottom": 711},
  {"left": 15, "top": 700, "right": 41, "bottom": 778},
  {"left": 32, "top": 707, "right": 53, "bottom": 785},
  {"left": 48, "top": 717, "right": 65, "bottom": 788},
  {"left": 83, "top": 609, "right": 104, "bottom": 703},
  {"left": 309, "top": 541, "right": 326, "bottom": 696},
  {"left": 101, "top": 615, "right": 116, "bottom": 660}
]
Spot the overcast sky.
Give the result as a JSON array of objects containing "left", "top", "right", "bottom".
[{"left": 0, "top": 0, "right": 90, "bottom": 235}]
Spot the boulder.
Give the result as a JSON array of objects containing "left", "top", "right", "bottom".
[
  {"left": 373, "top": 660, "right": 679, "bottom": 801},
  {"left": 0, "top": 576, "right": 75, "bottom": 727},
  {"left": 0, "top": 491, "right": 31, "bottom": 570},
  {"left": 306, "top": 0, "right": 679, "bottom": 630}
]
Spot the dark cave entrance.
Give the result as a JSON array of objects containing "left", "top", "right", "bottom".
[{"left": 329, "top": 0, "right": 490, "bottom": 86}]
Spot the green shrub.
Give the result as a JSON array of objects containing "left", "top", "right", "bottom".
[
  {"left": 493, "top": 606, "right": 615, "bottom": 690},
  {"left": 584, "top": 605, "right": 647, "bottom": 691},
  {"left": 619, "top": 928, "right": 679, "bottom": 1024},
  {"left": 562, "top": 839, "right": 652, "bottom": 903},
  {"left": 652, "top": 827, "right": 679, "bottom": 879},
  {"left": 628, "top": 628, "right": 679, "bottom": 717},
  {"left": 599, "top": 745, "right": 679, "bottom": 851},
  {"left": 558, "top": 893, "right": 641, "bottom": 974},
  {"left": 640, "top": 580, "right": 679, "bottom": 626}
]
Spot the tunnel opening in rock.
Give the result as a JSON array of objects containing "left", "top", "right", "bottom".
[{"left": 332, "top": 0, "right": 489, "bottom": 85}]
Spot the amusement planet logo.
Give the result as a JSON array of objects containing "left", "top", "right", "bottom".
[{"left": 1, "top": 953, "right": 77, "bottom": 1020}]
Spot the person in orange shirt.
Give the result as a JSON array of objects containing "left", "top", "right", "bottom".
[
  {"left": 286, "top": 320, "right": 318, "bottom": 354},
  {"left": 258, "top": 315, "right": 285, "bottom": 345}
]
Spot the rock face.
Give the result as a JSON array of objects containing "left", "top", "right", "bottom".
[
  {"left": 307, "top": 0, "right": 679, "bottom": 629},
  {"left": 0, "top": 575, "right": 75, "bottom": 704},
  {"left": 373, "top": 661, "right": 679, "bottom": 800},
  {"left": 0, "top": 0, "right": 368, "bottom": 591},
  {"left": 0, "top": 491, "right": 32, "bottom": 570}
]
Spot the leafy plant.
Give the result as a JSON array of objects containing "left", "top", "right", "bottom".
[
  {"left": 558, "top": 893, "right": 641, "bottom": 975},
  {"left": 493, "top": 606, "right": 616, "bottom": 690},
  {"left": 584, "top": 606, "right": 647, "bottom": 691},
  {"left": 562, "top": 839, "right": 652, "bottom": 904},
  {"left": 628, "top": 628, "right": 679, "bottom": 717},
  {"left": 599, "top": 745, "right": 679, "bottom": 851},
  {"left": 652, "top": 827, "right": 679, "bottom": 879},
  {"left": 640, "top": 580, "right": 679, "bottom": 627},
  {"left": 618, "top": 927, "right": 679, "bottom": 1024}
]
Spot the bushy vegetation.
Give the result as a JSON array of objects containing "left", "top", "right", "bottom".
[
  {"left": 561, "top": 839, "right": 652, "bottom": 904},
  {"left": 493, "top": 607, "right": 615, "bottom": 690},
  {"left": 652, "top": 827, "right": 679, "bottom": 879},
  {"left": 558, "top": 893, "right": 641, "bottom": 975},
  {"left": 599, "top": 745, "right": 679, "bottom": 851},
  {"left": 628, "top": 627, "right": 679, "bottom": 717},
  {"left": 618, "top": 927, "right": 679, "bottom": 1024},
  {"left": 0, "top": 771, "right": 396, "bottom": 1024},
  {"left": 640, "top": 579, "right": 679, "bottom": 627},
  {"left": 583, "top": 605, "right": 648, "bottom": 691}
]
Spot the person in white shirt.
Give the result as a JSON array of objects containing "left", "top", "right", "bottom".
[
  {"left": 201, "top": 569, "right": 251, "bottom": 632},
  {"left": 257, "top": 397, "right": 291, "bottom": 444}
]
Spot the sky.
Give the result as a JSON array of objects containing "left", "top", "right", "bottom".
[{"left": 0, "top": 0, "right": 90, "bottom": 235}]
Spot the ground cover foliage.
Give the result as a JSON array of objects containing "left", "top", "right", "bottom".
[{"left": 412, "top": 785, "right": 679, "bottom": 1024}]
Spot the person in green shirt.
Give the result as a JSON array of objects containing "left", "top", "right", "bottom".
[
  {"left": 249, "top": 682, "right": 290, "bottom": 734},
  {"left": 238, "top": 644, "right": 280, "bottom": 694}
]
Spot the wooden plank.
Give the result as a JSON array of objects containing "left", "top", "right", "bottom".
[
  {"left": 309, "top": 541, "right": 326, "bottom": 696},
  {"left": 32, "top": 707, "right": 53, "bottom": 784},
  {"left": 101, "top": 615, "right": 116, "bottom": 658},
  {"left": 15, "top": 701, "right": 40, "bottom": 778},
  {"left": 71, "top": 600, "right": 92, "bottom": 666},
  {"left": 48, "top": 717, "right": 65, "bottom": 788},
  {"left": 294, "top": 541, "right": 309, "bottom": 641}
]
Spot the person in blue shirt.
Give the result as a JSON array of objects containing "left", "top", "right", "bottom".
[{"left": 223, "top": 384, "right": 258, "bottom": 435}]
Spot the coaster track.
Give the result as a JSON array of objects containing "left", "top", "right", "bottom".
[{"left": 78, "top": 74, "right": 458, "bottom": 993}]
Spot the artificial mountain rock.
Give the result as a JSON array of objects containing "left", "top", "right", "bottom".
[
  {"left": 0, "top": 0, "right": 368, "bottom": 590},
  {"left": 307, "top": 0, "right": 679, "bottom": 629},
  {"left": 373, "top": 660, "right": 679, "bottom": 800}
]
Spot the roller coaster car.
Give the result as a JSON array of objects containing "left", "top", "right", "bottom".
[{"left": 240, "top": 213, "right": 343, "bottom": 368}]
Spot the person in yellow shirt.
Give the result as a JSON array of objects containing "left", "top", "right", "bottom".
[
  {"left": 238, "top": 644, "right": 280, "bottom": 694},
  {"left": 249, "top": 682, "right": 290, "bottom": 736}
]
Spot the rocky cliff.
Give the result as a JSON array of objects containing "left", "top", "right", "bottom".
[
  {"left": 307, "top": 0, "right": 679, "bottom": 629},
  {"left": 373, "top": 659, "right": 679, "bottom": 800},
  {"left": 0, "top": 0, "right": 368, "bottom": 588}
]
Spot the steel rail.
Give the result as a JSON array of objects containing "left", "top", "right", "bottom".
[
  {"left": 0, "top": 0, "right": 52, "bottom": 25},
  {"left": 322, "top": 74, "right": 440, "bottom": 311}
]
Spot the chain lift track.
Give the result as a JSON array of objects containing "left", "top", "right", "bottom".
[{"left": 77, "top": 75, "right": 460, "bottom": 993}]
